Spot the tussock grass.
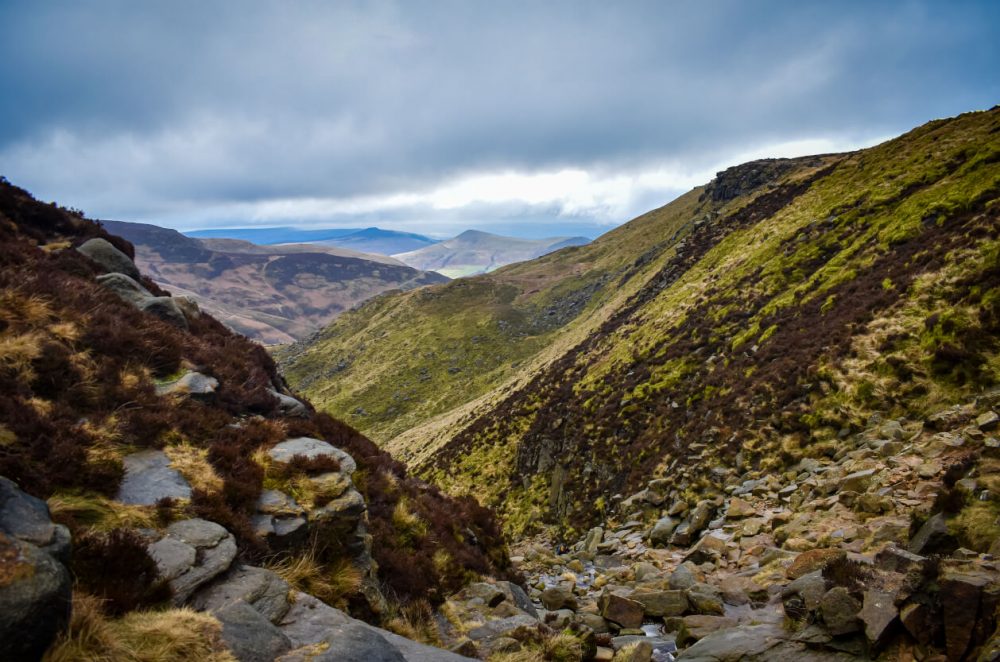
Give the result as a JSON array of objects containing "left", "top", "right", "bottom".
[
  {"left": 48, "top": 492, "right": 158, "bottom": 531},
  {"left": 164, "top": 442, "right": 224, "bottom": 493},
  {"left": 44, "top": 593, "right": 235, "bottom": 662},
  {"left": 265, "top": 548, "right": 362, "bottom": 608}
]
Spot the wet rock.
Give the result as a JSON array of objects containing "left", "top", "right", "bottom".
[
  {"left": 599, "top": 592, "right": 645, "bottom": 629},
  {"left": 819, "top": 586, "right": 860, "bottom": 635},
  {"left": 116, "top": 449, "right": 192, "bottom": 505},
  {"left": 148, "top": 518, "right": 237, "bottom": 603},
  {"left": 77, "top": 237, "right": 141, "bottom": 279},
  {"left": 216, "top": 600, "right": 292, "bottom": 662},
  {"left": 649, "top": 516, "right": 678, "bottom": 548},
  {"left": 192, "top": 565, "right": 291, "bottom": 624}
]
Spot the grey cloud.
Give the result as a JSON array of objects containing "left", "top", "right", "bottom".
[{"left": 0, "top": 0, "right": 997, "bottom": 231}]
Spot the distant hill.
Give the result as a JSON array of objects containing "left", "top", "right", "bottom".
[
  {"left": 393, "top": 229, "right": 591, "bottom": 277},
  {"left": 319, "top": 227, "right": 439, "bottom": 255},
  {"left": 102, "top": 220, "right": 448, "bottom": 344},
  {"left": 185, "top": 225, "right": 439, "bottom": 255}
]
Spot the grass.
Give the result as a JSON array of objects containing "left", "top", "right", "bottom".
[
  {"left": 163, "top": 441, "right": 224, "bottom": 493},
  {"left": 44, "top": 593, "right": 235, "bottom": 662},
  {"left": 265, "top": 548, "right": 362, "bottom": 609},
  {"left": 48, "top": 492, "right": 159, "bottom": 531}
]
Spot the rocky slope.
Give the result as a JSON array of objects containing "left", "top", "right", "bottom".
[
  {"left": 393, "top": 230, "right": 590, "bottom": 278},
  {"left": 0, "top": 179, "right": 512, "bottom": 660},
  {"left": 102, "top": 220, "right": 448, "bottom": 344}
]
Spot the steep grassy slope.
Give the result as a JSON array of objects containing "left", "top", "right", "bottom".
[
  {"left": 103, "top": 220, "right": 448, "bottom": 344},
  {"left": 281, "top": 109, "right": 1000, "bottom": 539},
  {"left": 0, "top": 179, "right": 511, "bottom": 610}
]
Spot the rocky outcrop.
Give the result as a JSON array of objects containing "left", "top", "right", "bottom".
[
  {"left": 95, "top": 271, "right": 191, "bottom": 329},
  {"left": 147, "top": 518, "right": 238, "bottom": 604},
  {"left": 77, "top": 237, "right": 142, "bottom": 280},
  {"left": 0, "top": 477, "right": 72, "bottom": 661}
]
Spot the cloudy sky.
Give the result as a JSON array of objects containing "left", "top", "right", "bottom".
[{"left": 1, "top": 1, "right": 997, "bottom": 239}]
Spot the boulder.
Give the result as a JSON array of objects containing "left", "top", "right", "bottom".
[
  {"left": 541, "top": 585, "right": 577, "bottom": 611},
  {"left": 0, "top": 530, "right": 71, "bottom": 660},
  {"left": 630, "top": 589, "right": 688, "bottom": 617},
  {"left": 95, "top": 272, "right": 152, "bottom": 305},
  {"left": 857, "top": 589, "right": 897, "bottom": 648},
  {"left": 599, "top": 592, "right": 645, "bottom": 629},
  {"left": 216, "top": 600, "right": 292, "bottom": 662},
  {"left": 671, "top": 501, "right": 715, "bottom": 547},
  {"left": 686, "top": 583, "right": 724, "bottom": 616},
  {"left": 268, "top": 438, "right": 357, "bottom": 474},
  {"left": 77, "top": 237, "right": 141, "bottom": 279},
  {"left": 148, "top": 518, "right": 237, "bottom": 603},
  {"left": 116, "top": 449, "right": 192, "bottom": 505},
  {"left": 676, "top": 623, "right": 786, "bottom": 661},
  {"left": 584, "top": 526, "right": 604, "bottom": 553},
  {"left": 268, "top": 389, "right": 309, "bottom": 418},
  {"left": 978, "top": 411, "right": 1000, "bottom": 432},
  {"left": 191, "top": 565, "right": 291, "bottom": 624},
  {"left": 676, "top": 614, "right": 738, "bottom": 647},
  {"left": 940, "top": 568, "right": 993, "bottom": 661},
  {"left": 668, "top": 564, "right": 697, "bottom": 590},
  {"left": 0, "top": 475, "right": 72, "bottom": 563},
  {"left": 786, "top": 548, "right": 845, "bottom": 580},
  {"left": 494, "top": 581, "right": 538, "bottom": 618},
  {"left": 782, "top": 571, "right": 827, "bottom": 617},
  {"left": 156, "top": 371, "right": 219, "bottom": 398},
  {"left": 819, "top": 586, "right": 860, "bottom": 635},
  {"left": 140, "top": 296, "right": 189, "bottom": 329},
  {"left": 649, "top": 516, "right": 678, "bottom": 547},
  {"left": 907, "top": 512, "right": 957, "bottom": 556}
]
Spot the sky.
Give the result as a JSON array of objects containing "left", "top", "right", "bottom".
[{"left": 0, "top": 1, "right": 998, "bottom": 240}]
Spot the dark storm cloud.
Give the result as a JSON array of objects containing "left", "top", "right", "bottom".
[{"left": 0, "top": 1, "right": 997, "bottom": 232}]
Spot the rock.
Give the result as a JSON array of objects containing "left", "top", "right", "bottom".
[
  {"left": 676, "top": 622, "right": 786, "bottom": 661},
  {"left": 466, "top": 614, "right": 541, "bottom": 641},
  {"left": 584, "top": 526, "right": 605, "bottom": 553},
  {"left": 684, "top": 532, "right": 730, "bottom": 564},
  {"left": 612, "top": 639, "right": 652, "bottom": 661},
  {"left": 148, "top": 518, "right": 237, "bottom": 603},
  {"left": 599, "top": 592, "right": 645, "bottom": 629},
  {"left": 0, "top": 476, "right": 71, "bottom": 563},
  {"left": 77, "top": 237, "right": 141, "bottom": 279},
  {"left": 782, "top": 571, "right": 827, "bottom": 616},
  {"left": 907, "top": 512, "right": 957, "bottom": 556},
  {"left": 279, "top": 591, "right": 469, "bottom": 661},
  {"left": 174, "top": 295, "right": 201, "bottom": 320},
  {"left": 676, "top": 614, "right": 738, "bottom": 647},
  {"left": 726, "top": 497, "right": 757, "bottom": 519},
  {"left": 686, "top": 584, "right": 724, "bottom": 616},
  {"left": 253, "top": 490, "right": 307, "bottom": 542},
  {"left": 268, "top": 438, "right": 356, "bottom": 474},
  {"left": 95, "top": 272, "right": 152, "bottom": 305},
  {"left": 630, "top": 589, "right": 688, "bottom": 617},
  {"left": 216, "top": 600, "right": 292, "bottom": 662},
  {"left": 786, "top": 548, "right": 845, "bottom": 580},
  {"left": 857, "top": 589, "right": 897, "bottom": 648},
  {"left": 268, "top": 389, "right": 309, "bottom": 418},
  {"left": 668, "top": 564, "right": 697, "bottom": 590},
  {"left": 839, "top": 469, "right": 877, "bottom": 493},
  {"left": 579, "top": 612, "right": 609, "bottom": 634},
  {"left": 461, "top": 582, "right": 506, "bottom": 608},
  {"left": 632, "top": 561, "right": 659, "bottom": 582},
  {"left": 899, "top": 601, "right": 934, "bottom": 646},
  {"left": 139, "top": 296, "right": 189, "bottom": 329},
  {"left": 0, "top": 530, "right": 72, "bottom": 660},
  {"left": 191, "top": 565, "right": 292, "bottom": 624},
  {"left": 671, "top": 501, "right": 715, "bottom": 546},
  {"left": 156, "top": 371, "right": 219, "bottom": 398},
  {"left": 116, "top": 449, "right": 192, "bottom": 505},
  {"left": 879, "top": 420, "right": 905, "bottom": 440},
  {"left": 978, "top": 411, "right": 1000, "bottom": 432},
  {"left": 649, "top": 516, "right": 678, "bottom": 547},
  {"left": 819, "top": 586, "right": 860, "bottom": 635},
  {"left": 541, "top": 585, "right": 577, "bottom": 611},
  {"left": 494, "top": 581, "right": 538, "bottom": 618},
  {"left": 940, "top": 568, "right": 992, "bottom": 661}
]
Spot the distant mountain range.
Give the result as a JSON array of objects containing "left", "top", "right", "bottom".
[
  {"left": 393, "top": 230, "right": 591, "bottom": 277},
  {"left": 185, "top": 226, "right": 438, "bottom": 255},
  {"left": 103, "top": 220, "right": 447, "bottom": 344}
]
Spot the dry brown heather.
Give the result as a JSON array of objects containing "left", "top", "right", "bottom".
[
  {"left": 279, "top": 108, "right": 1000, "bottom": 539},
  {"left": 0, "top": 178, "right": 513, "bottom": 613}
]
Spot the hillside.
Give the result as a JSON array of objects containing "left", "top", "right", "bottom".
[
  {"left": 0, "top": 179, "right": 516, "bottom": 660},
  {"left": 102, "top": 220, "right": 448, "bottom": 344},
  {"left": 323, "top": 227, "right": 440, "bottom": 255},
  {"left": 393, "top": 229, "right": 591, "bottom": 278},
  {"left": 278, "top": 108, "right": 1000, "bottom": 537}
]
